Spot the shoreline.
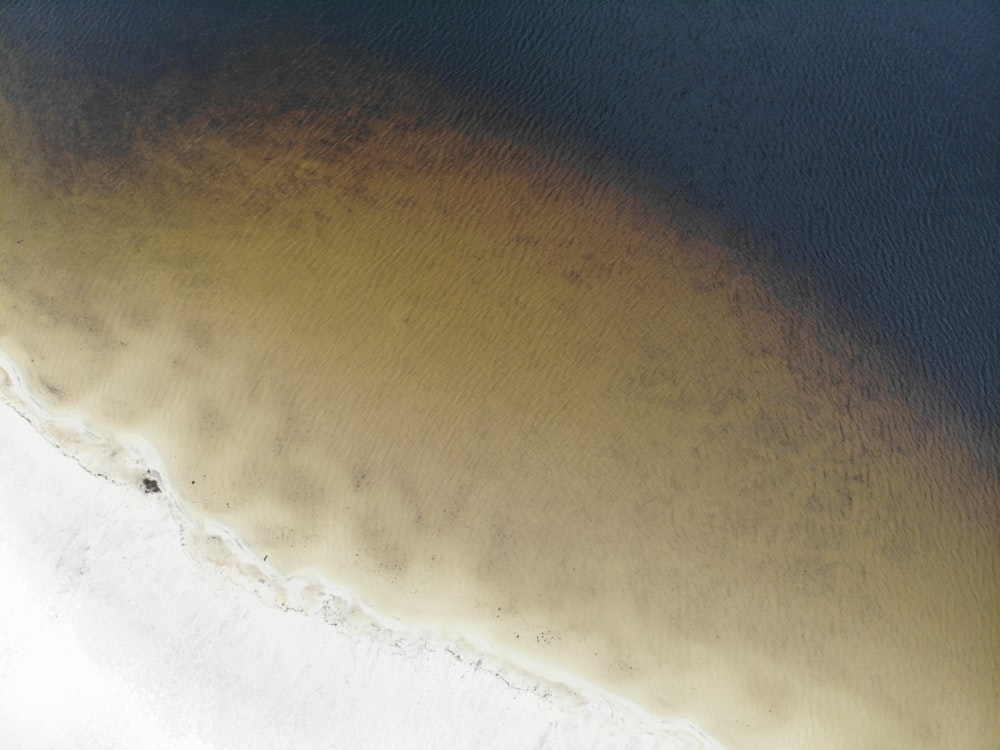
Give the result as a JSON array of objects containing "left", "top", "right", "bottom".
[{"left": 0, "top": 349, "right": 722, "bottom": 749}]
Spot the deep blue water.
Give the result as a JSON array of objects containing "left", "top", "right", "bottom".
[{"left": 3, "top": 1, "right": 998, "bottom": 427}]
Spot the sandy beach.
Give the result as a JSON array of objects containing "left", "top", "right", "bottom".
[{"left": 0, "top": 355, "right": 720, "bottom": 750}]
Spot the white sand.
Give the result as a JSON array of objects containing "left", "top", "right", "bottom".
[{"left": 0, "top": 357, "right": 720, "bottom": 750}]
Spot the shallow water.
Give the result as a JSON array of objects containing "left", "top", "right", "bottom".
[{"left": 1, "top": 7, "right": 997, "bottom": 749}]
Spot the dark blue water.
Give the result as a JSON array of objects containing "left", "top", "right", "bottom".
[{"left": 3, "top": 0, "right": 998, "bottom": 427}]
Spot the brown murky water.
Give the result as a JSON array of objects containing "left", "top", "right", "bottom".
[{"left": 1, "top": 37, "right": 997, "bottom": 750}]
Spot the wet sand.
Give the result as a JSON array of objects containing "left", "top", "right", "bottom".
[{"left": 1, "top": 41, "right": 997, "bottom": 749}]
